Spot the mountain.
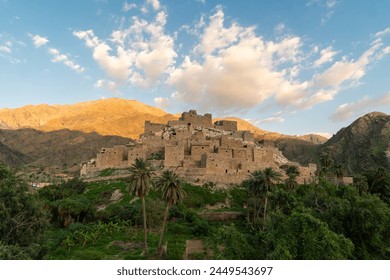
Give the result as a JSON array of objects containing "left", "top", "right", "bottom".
[
  {"left": 319, "top": 112, "right": 390, "bottom": 174},
  {"left": 0, "top": 98, "right": 177, "bottom": 139},
  {"left": 0, "top": 128, "right": 132, "bottom": 169},
  {"left": 0, "top": 141, "right": 25, "bottom": 166},
  {"left": 0, "top": 98, "right": 326, "bottom": 144}
]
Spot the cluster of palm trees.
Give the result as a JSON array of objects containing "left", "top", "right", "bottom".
[
  {"left": 317, "top": 154, "right": 344, "bottom": 186},
  {"left": 242, "top": 165, "right": 306, "bottom": 226},
  {"left": 127, "top": 158, "right": 186, "bottom": 257},
  {"left": 242, "top": 167, "right": 284, "bottom": 226}
]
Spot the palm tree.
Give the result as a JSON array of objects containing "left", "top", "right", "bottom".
[
  {"left": 127, "top": 158, "right": 154, "bottom": 257},
  {"left": 333, "top": 163, "right": 344, "bottom": 188},
  {"left": 242, "top": 170, "right": 265, "bottom": 224},
  {"left": 262, "top": 167, "right": 282, "bottom": 225},
  {"left": 319, "top": 153, "right": 333, "bottom": 178},
  {"left": 284, "top": 165, "right": 300, "bottom": 191},
  {"left": 353, "top": 175, "right": 368, "bottom": 195},
  {"left": 155, "top": 170, "right": 186, "bottom": 257},
  {"left": 370, "top": 167, "right": 386, "bottom": 192}
]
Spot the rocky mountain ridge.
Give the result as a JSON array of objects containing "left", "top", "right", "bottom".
[
  {"left": 319, "top": 112, "right": 390, "bottom": 173},
  {"left": 0, "top": 98, "right": 328, "bottom": 144}
]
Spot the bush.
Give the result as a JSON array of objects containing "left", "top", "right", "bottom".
[
  {"left": 213, "top": 224, "right": 255, "bottom": 259},
  {"left": 97, "top": 203, "right": 142, "bottom": 226},
  {"left": 264, "top": 211, "right": 354, "bottom": 260},
  {"left": 0, "top": 163, "right": 48, "bottom": 259},
  {"left": 191, "top": 219, "right": 210, "bottom": 236},
  {"left": 57, "top": 195, "right": 93, "bottom": 227}
]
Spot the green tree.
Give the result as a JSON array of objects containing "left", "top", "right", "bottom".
[
  {"left": 367, "top": 167, "right": 390, "bottom": 203},
  {"left": 262, "top": 167, "right": 282, "bottom": 225},
  {"left": 319, "top": 186, "right": 390, "bottom": 259},
  {"left": 333, "top": 163, "right": 344, "bottom": 187},
  {"left": 0, "top": 164, "right": 48, "bottom": 259},
  {"left": 353, "top": 175, "right": 368, "bottom": 195},
  {"left": 155, "top": 170, "right": 186, "bottom": 257},
  {"left": 318, "top": 153, "right": 333, "bottom": 178},
  {"left": 264, "top": 211, "right": 354, "bottom": 259},
  {"left": 127, "top": 158, "right": 154, "bottom": 257},
  {"left": 242, "top": 170, "right": 265, "bottom": 224},
  {"left": 283, "top": 165, "right": 300, "bottom": 191},
  {"left": 214, "top": 224, "right": 255, "bottom": 259}
]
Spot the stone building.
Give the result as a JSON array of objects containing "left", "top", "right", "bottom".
[{"left": 81, "top": 110, "right": 317, "bottom": 185}]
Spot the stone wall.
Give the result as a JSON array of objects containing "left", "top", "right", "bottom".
[
  {"left": 128, "top": 145, "right": 147, "bottom": 165},
  {"left": 96, "top": 145, "right": 128, "bottom": 168},
  {"left": 214, "top": 120, "right": 237, "bottom": 131},
  {"left": 144, "top": 121, "right": 165, "bottom": 135},
  {"left": 164, "top": 144, "right": 184, "bottom": 167},
  {"left": 169, "top": 110, "right": 213, "bottom": 128}
]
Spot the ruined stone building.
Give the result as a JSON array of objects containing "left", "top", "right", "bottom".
[{"left": 81, "top": 110, "right": 317, "bottom": 185}]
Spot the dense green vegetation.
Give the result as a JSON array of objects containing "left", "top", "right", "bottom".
[{"left": 1, "top": 161, "right": 389, "bottom": 260}]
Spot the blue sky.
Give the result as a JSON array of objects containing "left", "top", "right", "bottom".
[{"left": 1, "top": 0, "right": 390, "bottom": 137}]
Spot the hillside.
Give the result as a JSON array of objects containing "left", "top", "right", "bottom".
[
  {"left": 0, "top": 128, "right": 132, "bottom": 169},
  {"left": 319, "top": 112, "right": 390, "bottom": 174},
  {"left": 0, "top": 98, "right": 327, "bottom": 144},
  {"left": 0, "top": 99, "right": 177, "bottom": 139}
]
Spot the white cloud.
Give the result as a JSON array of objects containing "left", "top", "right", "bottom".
[
  {"left": 95, "top": 79, "right": 121, "bottom": 94},
  {"left": 274, "top": 23, "right": 285, "bottom": 35},
  {"left": 313, "top": 46, "right": 339, "bottom": 67},
  {"left": 146, "top": 0, "right": 160, "bottom": 11},
  {"left": 168, "top": 8, "right": 307, "bottom": 113},
  {"left": 74, "top": 29, "right": 133, "bottom": 80},
  {"left": 330, "top": 92, "right": 390, "bottom": 122},
  {"left": 31, "top": 34, "right": 49, "bottom": 47},
  {"left": 74, "top": 10, "right": 176, "bottom": 86},
  {"left": 170, "top": 14, "right": 389, "bottom": 113},
  {"left": 307, "top": 0, "right": 338, "bottom": 25},
  {"left": 314, "top": 38, "right": 383, "bottom": 88},
  {"left": 0, "top": 45, "right": 11, "bottom": 53},
  {"left": 48, "top": 47, "right": 85, "bottom": 73},
  {"left": 73, "top": 6, "right": 389, "bottom": 116},
  {"left": 0, "top": 35, "right": 26, "bottom": 63},
  {"left": 375, "top": 27, "right": 390, "bottom": 38},
  {"left": 257, "top": 116, "right": 285, "bottom": 124},
  {"left": 154, "top": 97, "right": 170, "bottom": 109},
  {"left": 122, "top": 2, "right": 137, "bottom": 12}
]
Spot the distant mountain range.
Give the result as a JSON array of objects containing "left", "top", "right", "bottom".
[
  {"left": 0, "top": 98, "right": 327, "bottom": 143},
  {"left": 1, "top": 98, "right": 389, "bottom": 174}
]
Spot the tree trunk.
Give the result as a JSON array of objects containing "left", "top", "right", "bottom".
[
  {"left": 263, "top": 195, "right": 268, "bottom": 225},
  {"left": 253, "top": 198, "right": 257, "bottom": 224},
  {"left": 158, "top": 203, "right": 170, "bottom": 257},
  {"left": 141, "top": 196, "right": 148, "bottom": 257}
]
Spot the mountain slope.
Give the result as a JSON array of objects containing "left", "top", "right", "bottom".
[
  {"left": 320, "top": 112, "right": 390, "bottom": 173},
  {"left": 0, "top": 128, "right": 132, "bottom": 168},
  {"left": 212, "top": 117, "right": 328, "bottom": 143},
  {"left": 0, "top": 98, "right": 177, "bottom": 139},
  {"left": 0, "top": 98, "right": 327, "bottom": 144}
]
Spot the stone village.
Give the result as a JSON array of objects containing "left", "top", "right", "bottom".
[{"left": 81, "top": 110, "right": 317, "bottom": 185}]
